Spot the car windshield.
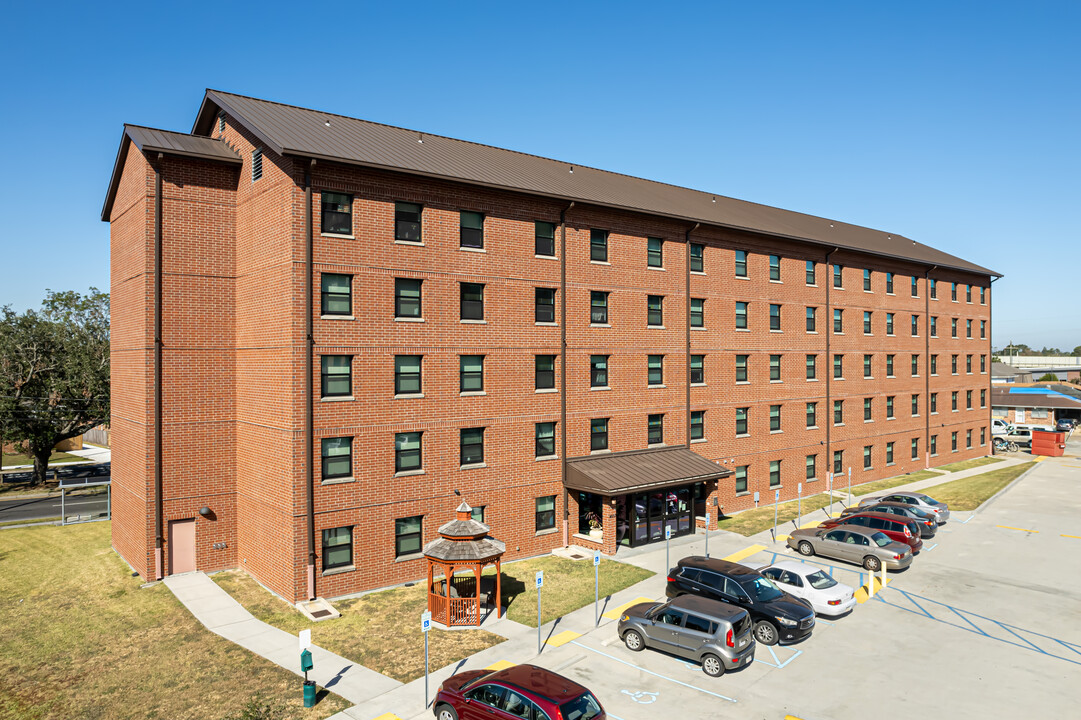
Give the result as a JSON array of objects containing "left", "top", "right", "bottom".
[
  {"left": 463, "top": 671, "right": 496, "bottom": 691},
  {"left": 805, "top": 570, "right": 837, "bottom": 590},
  {"left": 908, "top": 506, "right": 932, "bottom": 519},
  {"left": 870, "top": 531, "right": 892, "bottom": 547},
  {"left": 739, "top": 575, "right": 784, "bottom": 602},
  {"left": 920, "top": 495, "right": 944, "bottom": 506},
  {"left": 561, "top": 691, "right": 603, "bottom": 720}
]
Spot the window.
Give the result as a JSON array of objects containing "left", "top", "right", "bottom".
[
  {"left": 770, "top": 405, "right": 781, "bottom": 432},
  {"left": 735, "top": 466, "right": 748, "bottom": 494},
  {"left": 834, "top": 309, "right": 843, "bottom": 333},
  {"left": 321, "top": 355, "right": 351, "bottom": 397},
  {"left": 648, "top": 414, "right": 664, "bottom": 445},
  {"left": 966, "top": 429, "right": 973, "bottom": 448},
  {"left": 864, "top": 354, "right": 873, "bottom": 378},
  {"left": 864, "top": 311, "right": 872, "bottom": 334},
  {"left": 735, "top": 301, "right": 748, "bottom": 329},
  {"left": 911, "top": 314, "right": 919, "bottom": 336},
  {"left": 966, "top": 285, "right": 972, "bottom": 303},
  {"left": 460, "top": 211, "right": 484, "bottom": 249},
  {"left": 951, "top": 282, "right": 958, "bottom": 301},
  {"left": 251, "top": 148, "right": 264, "bottom": 183},
  {"left": 930, "top": 279, "right": 938, "bottom": 299},
  {"left": 647, "top": 295, "right": 664, "bottom": 326},
  {"left": 590, "top": 355, "right": 609, "bottom": 388},
  {"left": 886, "top": 354, "right": 895, "bottom": 377},
  {"left": 770, "top": 354, "right": 781, "bottom": 381},
  {"left": 951, "top": 318, "right": 958, "bottom": 338},
  {"left": 735, "top": 250, "right": 748, "bottom": 277},
  {"left": 769, "top": 304, "right": 781, "bottom": 330},
  {"left": 535, "top": 496, "right": 556, "bottom": 532},
  {"left": 590, "top": 418, "right": 609, "bottom": 451},
  {"left": 690, "top": 411, "right": 705, "bottom": 440},
  {"left": 769, "top": 460, "right": 781, "bottom": 487},
  {"left": 394, "top": 517, "right": 422, "bottom": 558},
  {"left": 536, "top": 422, "right": 556, "bottom": 457},
  {"left": 690, "top": 243, "right": 704, "bottom": 272},
  {"left": 806, "top": 454, "right": 816, "bottom": 479},
  {"left": 930, "top": 317, "right": 938, "bottom": 337},
  {"left": 691, "top": 298, "right": 705, "bottom": 327},
  {"left": 321, "top": 437, "right": 351, "bottom": 481},
  {"left": 471, "top": 506, "right": 486, "bottom": 524},
  {"left": 395, "top": 278, "right": 422, "bottom": 319},
  {"left": 864, "top": 445, "right": 872, "bottom": 469},
  {"left": 952, "top": 354, "right": 958, "bottom": 375},
  {"left": 834, "top": 400, "right": 844, "bottom": 425},
  {"left": 460, "top": 282, "right": 484, "bottom": 321},
  {"left": 735, "top": 355, "right": 748, "bottom": 382},
  {"left": 834, "top": 354, "right": 843, "bottom": 379},
  {"left": 967, "top": 390, "right": 973, "bottom": 410},
  {"left": 951, "top": 432, "right": 958, "bottom": 452},
  {"left": 864, "top": 268, "right": 872, "bottom": 291},
  {"left": 981, "top": 388, "right": 986, "bottom": 407},
  {"left": 648, "top": 237, "right": 663, "bottom": 267},
  {"left": 931, "top": 354, "right": 938, "bottom": 375},
  {"left": 323, "top": 526, "right": 352, "bottom": 570},
  {"left": 690, "top": 355, "right": 704, "bottom": 384},
  {"left": 833, "top": 264, "right": 843, "bottom": 288},
  {"left": 833, "top": 450, "right": 844, "bottom": 475},
  {"left": 806, "top": 307, "right": 817, "bottom": 332},
  {"left": 535, "top": 355, "right": 555, "bottom": 390},
  {"left": 769, "top": 254, "right": 781, "bottom": 281},
  {"left": 878, "top": 394, "right": 892, "bottom": 419},
  {"left": 911, "top": 394, "right": 919, "bottom": 416},
  {"left": 590, "top": 291, "right": 608, "bottom": 324},
  {"left": 864, "top": 397, "right": 873, "bottom": 421},
  {"left": 952, "top": 391, "right": 958, "bottom": 411},
  {"left": 395, "top": 202, "right": 422, "bottom": 242},
  {"left": 460, "top": 427, "right": 485, "bottom": 465},
  {"left": 981, "top": 427, "right": 986, "bottom": 445},
  {"left": 395, "top": 431, "right": 422, "bottom": 472},
  {"left": 590, "top": 229, "right": 608, "bottom": 262},
  {"left": 930, "top": 392, "right": 938, "bottom": 413},
  {"left": 981, "top": 354, "right": 987, "bottom": 372},
  {"left": 911, "top": 276, "right": 918, "bottom": 297},
  {"left": 535, "top": 288, "right": 556, "bottom": 323},
  {"left": 980, "top": 287, "right": 986, "bottom": 304},
  {"left": 887, "top": 272, "right": 898, "bottom": 294},
  {"left": 535, "top": 220, "right": 555, "bottom": 256},
  {"left": 966, "top": 319, "right": 972, "bottom": 338},
  {"left": 806, "top": 260, "right": 816, "bottom": 285},
  {"left": 912, "top": 354, "right": 920, "bottom": 376},
  {"left": 647, "top": 355, "right": 664, "bottom": 386},
  {"left": 321, "top": 191, "right": 351, "bottom": 234},
  {"left": 980, "top": 320, "right": 986, "bottom": 339},
  {"left": 321, "top": 274, "right": 351, "bottom": 316},
  {"left": 911, "top": 438, "right": 920, "bottom": 460},
  {"left": 886, "top": 442, "right": 895, "bottom": 464},
  {"left": 736, "top": 407, "right": 749, "bottom": 435},
  {"left": 806, "top": 354, "right": 817, "bottom": 379},
  {"left": 395, "top": 355, "right": 422, "bottom": 395},
  {"left": 460, "top": 355, "right": 484, "bottom": 393},
  {"left": 806, "top": 402, "right": 817, "bottom": 428},
  {"left": 886, "top": 313, "right": 895, "bottom": 335},
  {"left": 967, "top": 353, "right": 974, "bottom": 373}
]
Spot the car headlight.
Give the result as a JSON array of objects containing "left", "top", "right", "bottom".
[
  {"left": 620, "top": 614, "right": 629, "bottom": 622},
  {"left": 776, "top": 616, "right": 798, "bottom": 627}
]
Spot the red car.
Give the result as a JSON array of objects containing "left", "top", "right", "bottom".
[
  {"left": 433, "top": 663, "right": 605, "bottom": 720},
  {"left": 819, "top": 512, "right": 923, "bottom": 553}
]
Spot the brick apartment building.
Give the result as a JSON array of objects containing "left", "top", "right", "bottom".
[{"left": 102, "top": 90, "right": 999, "bottom": 603}]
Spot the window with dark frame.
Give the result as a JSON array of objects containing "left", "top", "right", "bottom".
[
  {"left": 952, "top": 391, "right": 958, "bottom": 411},
  {"left": 952, "top": 318, "right": 958, "bottom": 338},
  {"left": 648, "top": 237, "right": 663, "bottom": 267},
  {"left": 769, "top": 255, "right": 781, "bottom": 281},
  {"left": 806, "top": 454, "right": 816, "bottom": 479},
  {"left": 735, "top": 354, "right": 748, "bottom": 382},
  {"left": 886, "top": 442, "right": 895, "bottom": 464},
  {"left": 966, "top": 285, "right": 972, "bottom": 303},
  {"left": 886, "top": 272, "right": 895, "bottom": 294},
  {"left": 648, "top": 414, "right": 664, "bottom": 445},
  {"left": 770, "top": 354, "right": 781, "bottom": 381},
  {"left": 690, "top": 355, "right": 704, "bottom": 384},
  {"left": 323, "top": 526, "right": 352, "bottom": 570},
  {"left": 864, "top": 397, "right": 872, "bottom": 421},
  {"left": 460, "top": 282, "right": 484, "bottom": 320},
  {"left": 217, "top": 111, "right": 226, "bottom": 133},
  {"left": 833, "top": 264, "right": 843, "bottom": 288},
  {"left": 864, "top": 354, "right": 872, "bottom": 378},
  {"left": 931, "top": 392, "right": 938, "bottom": 413},
  {"left": 460, "top": 355, "right": 484, "bottom": 393},
  {"left": 980, "top": 287, "right": 986, "bottom": 304},
  {"left": 535, "top": 221, "right": 555, "bottom": 256},
  {"left": 735, "top": 301, "right": 748, "bottom": 329},
  {"left": 535, "top": 422, "right": 556, "bottom": 458},
  {"left": 395, "top": 516, "right": 422, "bottom": 558},
  {"left": 834, "top": 309, "right": 843, "bottom": 333},
  {"left": 735, "top": 465, "right": 748, "bottom": 493},
  {"left": 647, "top": 295, "right": 664, "bottom": 326},
  {"left": 460, "top": 427, "right": 485, "bottom": 466},
  {"left": 395, "top": 431, "right": 422, "bottom": 473},
  {"left": 769, "top": 304, "right": 781, "bottom": 330},
  {"left": 980, "top": 320, "right": 986, "bottom": 339},
  {"left": 806, "top": 260, "right": 816, "bottom": 285},
  {"left": 471, "top": 506, "right": 486, "bottom": 523},
  {"left": 690, "top": 243, "right": 704, "bottom": 272},
  {"left": 395, "top": 202, "right": 422, "bottom": 242},
  {"left": 931, "top": 316, "right": 939, "bottom": 336},
  {"left": 966, "top": 319, "right": 972, "bottom": 338},
  {"left": 321, "top": 192, "right": 351, "bottom": 234},
  {"left": 769, "top": 460, "right": 781, "bottom": 487},
  {"left": 806, "top": 306, "right": 816, "bottom": 332},
  {"left": 590, "top": 355, "right": 609, "bottom": 387},
  {"left": 952, "top": 354, "right": 959, "bottom": 374},
  {"left": 395, "top": 278, "right": 422, "bottom": 319},
  {"left": 690, "top": 411, "right": 705, "bottom": 440},
  {"left": 834, "top": 400, "right": 844, "bottom": 425},
  {"left": 952, "top": 432, "right": 958, "bottom": 452},
  {"left": 911, "top": 438, "right": 919, "bottom": 460},
  {"left": 864, "top": 445, "right": 872, "bottom": 469},
  {"left": 806, "top": 354, "right": 817, "bottom": 379},
  {"left": 535, "top": 355, "right": 555, "bottom": 390},
  {"left": 590, "top": 418, "right": 609, "bottom": 451},
  {"left": 647, "top": 355, "right": 664, "bottom": 386},
  {"left": 931, "top": 435, "right": 938, "bottom": 455},
  {"left": 911, "top": 276, "right": 918, "bottom": 297},
  {"left": 535, "top": 496, "right": 556, "bottom": 531},
  {"left": 833, "top": 450, "right": 843, "bottom": 475},
  {"left": 981, "top": 388, "right": 986, "bottom": 407},
  {"left": 770, "top": 404, "right": 781, "bottom": 431},
  {"left": 886, "top": 313, "right": 895, "bottom": 335},
  {"left": 590, "top": 229, "right": 608, "bottom": 262},
  {"left": 736, "top": 407, "right": 749, "bottom": 435},
  {"left": 834, "top": 354, "right": 843, "bottom": 379},
  {"left": 735, "top": 250, "right": 748, "bottom": 277},
  {"left": 886, "top": 395, "right": 895, "bottom": 418},
  {"left": 691, "top": 298, "right": 705, "bottom": 327},
  {"left": 864, "top": 311, "right": 872, "bottom": 334},
  {"left": 930, "top": 279, "right": 938, "bottom": 298},
  {"left": 967, "top": 390, "right": 973, "bottom": 409},
  {"left": 460, "top": 211, "right": 484, "bottom": 249},
  {"left": 886, "top": 354, "right": 895, "bottom": 376},
  {"left": 321, "top": 273, "right": 351, "bottom": 316},
  {"left": 967, "top": 429, "right": 972, "bottom": 448},
  {"left": 321, "top": 437, "right": 351, "bottom": 481},
  {"left": 912, "top": 394, "right": 919, "bottom": 416},
  {"left": 535, "top": 288, "right": 556, "bottom": 323},
  {"left": 590, "top": 291, "right": 609, "bottom": 324},
  {"left": 321, "top": 355, "right": 352, "bottom": 397},
  {"left": 912, "top": 354, "right": 920, "bottom": 376},
  {"left": 931, "top": 354, "right": 938, "bottom": 375},
  {"left": 395, "top": 355, "right": 422, "bottom": 395},
  {"left": 951, "top": 282, "right": 957, "bottom": 301},
  {"left": 864, "top": 268, "right": 872, "bottom": 291},
  {"left": 911, "top": 314, "right": 919, "bottom": 336}
]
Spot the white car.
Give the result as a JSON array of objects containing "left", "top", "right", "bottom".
[
  {"left": 991, "top": 419, "right": 1012, "bottom": 436},
  {"left": 744, "top": 560, "right": 857, "bottom": 617}
]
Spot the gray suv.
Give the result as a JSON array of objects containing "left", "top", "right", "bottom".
[{"left": 617, "top": 594, "right": 754, "bottom": 676}]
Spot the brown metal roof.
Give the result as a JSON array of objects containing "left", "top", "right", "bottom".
[
  {"left": 991, "top": 389, "right": 1081, "bottom": 411},
  {"left": 191, "top": 89, "right": 997, "bottom": 277},
  {"left": 101, "top": 125, "right": 242, "bottom": 221},
  {"left": 565, "top": 446, "right": 732, "bottom": 497}
]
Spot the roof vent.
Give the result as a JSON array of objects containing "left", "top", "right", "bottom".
[
  {"left": 569, "top": 166, "right": 574, "bottom": 174},
  {"left": 252, "top": 148, "right": 263, "bottom": 182},
  {"left": 217, "top": 111, "right": 225, "bottom": 133}
]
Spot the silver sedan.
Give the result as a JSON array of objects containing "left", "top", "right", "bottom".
[
  {"left": 786, "top": 526, "right": 913, "bottom": 571},
  {"left": 859, "top": 491, "right": 950, "bottom": 523}
]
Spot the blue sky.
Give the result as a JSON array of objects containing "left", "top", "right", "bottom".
[{"left": 1, "top": 1, "right": 1077, "bottom": 350}]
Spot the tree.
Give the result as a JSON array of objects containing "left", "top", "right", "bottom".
[
  {"left": 1073, "top": 346, "right": 1081, "bottom": 357},
  {"left": 0, "top": 289, "right": 109, "bottom": 486},
  {"left": 1037, "top": 373, "right": 1059, "bottom": 382}
]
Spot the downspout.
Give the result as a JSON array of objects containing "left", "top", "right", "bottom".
[
  {"left": 924, "top": 266, "right": 936, "bottom": 468},
  {"left": 560, "top": 202, "right": 574, "bottom": 547},
  {"left": 824, "top": 248, "right": 838, "bottom": 484},
  {"left": 305, "top": 160, "right": 317, "bottom": 600},
  {"left": 154, "top": 153, "right": 164, "bottom": 580},
  {"left": 685, "top": 223, "right": 699, "bottom": 446}
]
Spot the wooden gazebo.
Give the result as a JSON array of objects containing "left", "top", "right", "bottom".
[{"left": 423, "top": 501, "right": 505, "bottom": 627}]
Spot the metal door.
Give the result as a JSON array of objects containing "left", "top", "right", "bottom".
[{"left": 169, "top": 518, "right": 196, "bottom": 574}]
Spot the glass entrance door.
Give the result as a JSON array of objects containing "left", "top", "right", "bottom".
[{"left": 627, "top": 485, "right": 695, "bottom": 547}]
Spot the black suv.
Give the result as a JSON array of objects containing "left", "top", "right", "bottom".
[{"left": 666, "top": 556, "right": 815, "bottom": 646}]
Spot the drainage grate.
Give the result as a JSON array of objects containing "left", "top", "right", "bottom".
[
  {"left": 566, "top": 552, "right": 587, "bottom": 560},
  {"left": 311, "top": 609, "right": 332, "bottom": 618}
]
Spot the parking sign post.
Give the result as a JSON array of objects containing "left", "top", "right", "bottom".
[
  {"left": 704, "top": 512, "right": 711, "bottom": 558},
  {"left": 798, "top": 482, "right": 802, "bottom": 525},
  {"left": 421, "top": 610, "right": 431, "bottom": 707},
  {"left": 536, "top": 570, "right": 544, "bottom": 654},
  {"left": 593, "top": 551, "right": 600, "bottom": 626},
  {"left": 848, "top": 466, "right": 852, "bottom": 505}
]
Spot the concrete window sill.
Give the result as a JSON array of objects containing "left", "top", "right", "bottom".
[
  {"left": 460, "top": 391, "right": 487, "bottom": 397},
  {"left": 535, "top": 528, "right": 559, "bottom": 537},
  {"left": 321, "top": 476, "right": 355, "bottom": 486},
  {"left": 394, "top": 240, "right": 425, "bottom": 246},
  {"left": 461, "top": 319, "right": 487, "bottom": 325},
  {"left": 394, "top": 469, "right": 425, "bottom": 478},
  {"left": 395, "top": 393, "right": 424, "bottom": 400},
  {"left": 321, "top": 396, "right": 354, "bottom": 402},
  {"left": 395, "top": 317, "right": 425, "bottom": 323},
  {"left": 321, "top": 315, "right": 355, "bottom": 321},
  {"left": 394, "top": 553, "right": 424, "bottom": 564},
  {"left": 460, "top": 463, "right": 488, "bottom": 471},
  {"left": 459, "top": 247, "right": 487, "bottom": 253},
  {"left": 322, "top": 565, "right": 355, "bottom": 576},
  {"left": 321, "top": 232, "right": 355, "bottom": 240},
  {"left": 535, "top": 388, "right": 558, "bottom": 394}
]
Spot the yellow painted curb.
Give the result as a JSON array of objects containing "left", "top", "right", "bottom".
[
  {"left": 371, "top": 714, "right": 402, "bottom": 720},
  {"left": 1034, "top": 456, "right": 1046, "bottom": 462},
  {"left": 799, "top": 519, "right": 823, "bottom": 529},
  {"left": 996, "top": 525, "right": 1039, "bottom": 533},
  {"left": 776, "top": 534, "right": 790, "bottom": 543},
  {"left": 545, "top": 630, "right": 581, "bottom": 647},
  {"left": 854, "top": 575, "right": 890, "bottom": 604},
  {"left": 723, "top": 544, "right": 766, "bottom": 563},
  {"left": 485, "top": 660, "right": 515, "bottom": 671},
  {"left": 602, "top": 596, "right": 656, "bottom": 620}
]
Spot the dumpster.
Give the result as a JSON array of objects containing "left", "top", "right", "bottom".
[{"left": 1031, "top": 430, "right": 1065, "bottom": 457}]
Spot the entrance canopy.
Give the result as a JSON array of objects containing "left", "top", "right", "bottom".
[{"left": 564, "top": 446, "right": 731, "bottom": 497}]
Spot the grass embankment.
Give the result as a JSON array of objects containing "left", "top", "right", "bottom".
[
  {"left": 0, "top": 522, "right": 349, "bottom": 720},
  {"left": 937, "top": 457, "right": 1004, "bottom": 473},
  {"left": 1, "top": 450, "right": 87, "bottom": 470},
  {"left": 844, "top": 469, "right": 942, "bottom": 497},
  {"left": 922, "top": 461, "right": 1037, "bottom": 511},
  {"left": 716, "top": 492, "right": 844, "bottom": 536}
]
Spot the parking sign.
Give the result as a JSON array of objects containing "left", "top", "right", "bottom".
[
  {"left": 593, "top": 551, "right": 600, "bottom": 566},
  {"left": 421, "top": 610, "right": 431, "bottom": 633},
  {"left": 775, "top": 489, "right": 780, "bottom": 501},
  {"left": 536, "top": 570, "right": 544, "bottom": 589},
  {"left": 665, "top": 525, "right": 672, "bottom": 540}
]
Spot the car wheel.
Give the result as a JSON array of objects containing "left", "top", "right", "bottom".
[
  {"left": 863, "top": 555, "right": 882, "bottom": 572},
  {"left": 701, "top": 653, "right": 725, "bottom": 677},
  {"left": 435, "top": 704, "right": 459, "bottom": 720},
  {"left": 623, "top": 630, "right": 645, "bottom": 652},
  {"left": 798, "top": 541, "right": 814, "bottom": 556},
  {"left": 754, "top": 620, "right": 779, "bottom": 646}
]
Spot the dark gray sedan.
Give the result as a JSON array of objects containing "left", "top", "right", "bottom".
[
  {"left": 859, "top": 491, "right": 951, "bottom": 523},
  {"left": 787, "top": 526, "right": 913, "bottom": 571}
]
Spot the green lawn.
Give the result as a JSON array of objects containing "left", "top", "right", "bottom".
[
  {"left": 936, "top": 457, "right": 1003, "bottom": 473},
  {"left": 0, "top": 523, "right": 349, "bottom": 720},
  {"left": 1, "top": 450, "right": 88, "bottom": 469},
  {"left": 845, "top": 469, "right": 943, "bottom": 497},
  {"left": 921, "top": 461, "right": 1037, "bottom": 511},
  {"left": 716, "top": 491, "right": 844, "bottom": 536}
]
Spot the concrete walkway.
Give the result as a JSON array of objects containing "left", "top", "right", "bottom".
[{"left": 163, "top": 572, "right": 402, "bottom": 705}]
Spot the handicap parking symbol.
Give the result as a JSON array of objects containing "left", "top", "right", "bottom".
[{"left": 621, "top": 690, "right": 659, "bottom": 704}]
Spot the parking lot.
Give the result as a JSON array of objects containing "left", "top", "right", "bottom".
[{"left": 502, "top": 453, "right": 1081, "bottom": 720}]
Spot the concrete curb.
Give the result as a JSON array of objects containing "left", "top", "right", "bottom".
[{"left": 967, "top": 458, "right": 1044, "bottom": 517}]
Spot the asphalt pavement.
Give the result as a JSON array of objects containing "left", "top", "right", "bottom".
[{"left": 0, "top": 462, "right": 111, "bottom": 524}]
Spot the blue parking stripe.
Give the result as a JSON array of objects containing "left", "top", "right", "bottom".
[
  {"left": 898, "top": 589, "right": 934, "bottom": 619},
  {"left": 996, "top": 622, "right": 1049, "bottom": 655}
]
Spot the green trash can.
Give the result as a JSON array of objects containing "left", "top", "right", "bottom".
[{"left": 303, "top": 680, "right": 316, "bottom": 708}]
